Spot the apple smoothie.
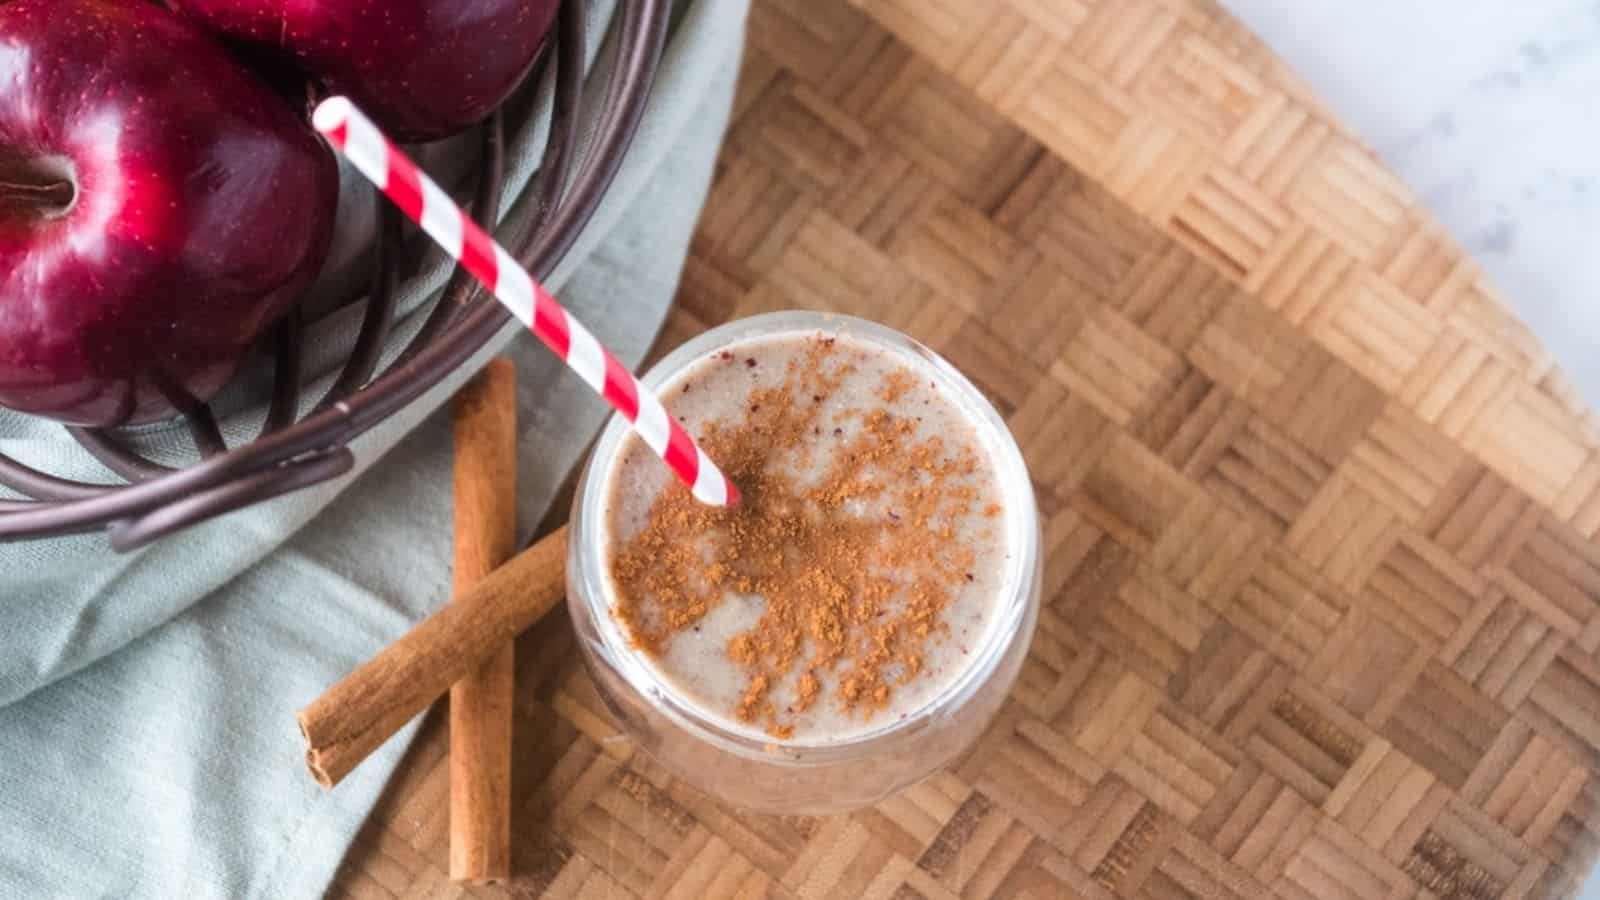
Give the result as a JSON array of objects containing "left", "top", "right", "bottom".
[{"left": 598, "top": 325, "right": 1016, "bottom": 744}]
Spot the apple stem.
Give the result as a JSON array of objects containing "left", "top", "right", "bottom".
[{"left": 0, "top": 177, "right": 74, "bottom": 215}]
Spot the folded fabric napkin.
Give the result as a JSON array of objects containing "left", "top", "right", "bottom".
[{"left": 0, "top": 0, "right": 748, "bottom": 895}]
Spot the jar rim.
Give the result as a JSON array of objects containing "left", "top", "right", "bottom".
[{"left": 570, "top": 311, "right": 1040, "bottom": 764}]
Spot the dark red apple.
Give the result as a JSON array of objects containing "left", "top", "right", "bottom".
[
  {"left": 0, "top": 0, "right": 337, "bottom": 426},
  {"left": 167, "top": 0, "right": 559, "bottom": 142}
]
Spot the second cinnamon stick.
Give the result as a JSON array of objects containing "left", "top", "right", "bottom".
[
  {"left": 297, "top": 523, "right": 567, "bottom": 789},
  {"left": 449, "top": 359, "right": 518, "bottom": 883}
]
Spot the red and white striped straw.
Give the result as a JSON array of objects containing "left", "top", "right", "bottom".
[{"left": 312, "top": 96, "right": 739, "bottom": 507}]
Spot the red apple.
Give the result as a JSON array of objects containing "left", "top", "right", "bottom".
[
  {"left": 168, "top": 0, "right": 560, "bottom": 142},
  {"left": 0, "top": 0, "right": 338, "bottom": 426}
]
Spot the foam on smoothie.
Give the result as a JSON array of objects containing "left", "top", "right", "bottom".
[{"left": 600, "top": 328, "right": 1013, "bottom": 743}]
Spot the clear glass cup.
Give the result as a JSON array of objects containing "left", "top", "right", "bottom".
[{"left": 566, "top": 311, "right": 1041, "bottom": 814}]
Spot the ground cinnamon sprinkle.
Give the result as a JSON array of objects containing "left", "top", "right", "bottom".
[
  {"left": 609, "top": 335, "right": 985, "bottom": 738},
  {"left": 879, "top": 369, "right": 916, "bottom": 404}
]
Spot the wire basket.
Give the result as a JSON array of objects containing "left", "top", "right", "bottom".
[{"left": 0, "top": 0, "right": 669, "bottom": 552}]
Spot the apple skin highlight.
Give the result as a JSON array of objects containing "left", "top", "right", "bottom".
[{"left": 0, "top": 0, "right": 338, "bottom": 426}]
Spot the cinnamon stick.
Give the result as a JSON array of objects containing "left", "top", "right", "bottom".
[
  {"left": 297, "top": 523, "right": 567, "bottom": 789},
  {"left": 449, "top": 359, "right": 517, "bottom": 883}
]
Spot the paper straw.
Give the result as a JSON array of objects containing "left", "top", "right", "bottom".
[{"left": 312, "top": 97, "right": 739, "bottom": 507}]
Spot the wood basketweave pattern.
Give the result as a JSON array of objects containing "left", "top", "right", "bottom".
[{"left": 330, "top": 0, "right": 1600, "bottom": 897}]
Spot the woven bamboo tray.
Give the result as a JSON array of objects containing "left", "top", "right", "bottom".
[{"left": 330, "top": 0, "right": 1600, "bottom": 897}]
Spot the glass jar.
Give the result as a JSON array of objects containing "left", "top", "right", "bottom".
[{"left": 566, "top": 311, "right": 1041, "bottom": 814}]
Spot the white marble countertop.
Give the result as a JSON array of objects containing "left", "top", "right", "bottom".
[
  {"left": 1224, "top": 0, "right": 1600, "bottom": 410},
  {"left": 1222, "top": 2, "right": 1600, "bottom": 895}
]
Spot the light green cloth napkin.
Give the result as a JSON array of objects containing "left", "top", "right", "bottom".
[{"left": 0, "top": 0, "right": 747, "bottom": 895}]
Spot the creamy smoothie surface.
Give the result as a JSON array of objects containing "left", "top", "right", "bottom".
[{"left": 601, "top": 328, "right": 1013, "bottom": 742}]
